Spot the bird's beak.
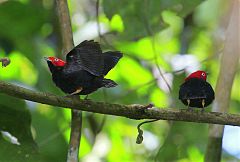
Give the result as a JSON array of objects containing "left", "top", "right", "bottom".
[{"left": 44, "top": 57, "right": 50, "bottom": 61}]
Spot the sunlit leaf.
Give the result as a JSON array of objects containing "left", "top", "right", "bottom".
[
  {"left": 79, "top": 135, "right": 92, "bottom": 157},
  {"left": 188, "top": 31, "right": 212, "bottom": 60},
  {"left": 110, "top": 14, "right": 124, "bottom": 32},
  {"left": 0, "top": 51, "right": 38, "bottom": 85},
  {"left": 150, "top": 88, "right": 168, "bottom": 107},
  {"left": 187, "top": 146, "right": 203, "bottom": 162},
  {"left": 119, "top": 57, "right": 153, "bottom": 86},
  {"left": 103, "top": 0, "right": 203, "bottom": 40},
  {"left": 107, "top": 119, "right": 134, "bottom": 162}
]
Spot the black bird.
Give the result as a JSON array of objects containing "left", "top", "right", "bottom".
[
  {"left": 179, "top": 70, "right": 215, "bottom": 111},
  {"left": 45, "top": 40, "right": 122, "bottom": 95}
]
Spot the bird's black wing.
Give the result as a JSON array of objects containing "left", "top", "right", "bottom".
[
  {"left": 202, "top": 81, "right": 215, "bottom": 99},
  {"left": 66, "top": 40, "right": 104, "bottom": 76},
  {"left": 103, "top": 51, "right": 123, "bottom": 75},
  {"left": 179, "top": 83, "right": 191, "bottom": 100}
]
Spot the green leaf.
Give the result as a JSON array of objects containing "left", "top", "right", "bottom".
[
  {"left": 0, "top": 94, "right": 39, "bottom": 162},
  {"left": 103, "top": 0, "right": 204, "bottom": 40},
  {"left": 0, "top": 1, "right": 46, "bottom": 40},
  {"left": 0, "top": 51, "right": 38, "bottom": 85}
]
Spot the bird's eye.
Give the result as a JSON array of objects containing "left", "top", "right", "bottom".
[
  {"left": 54, "top": 58, "right": 59, "bottom": 62},
  {"left": 202, "top": 73, "right": 205, "bottom": 76}
]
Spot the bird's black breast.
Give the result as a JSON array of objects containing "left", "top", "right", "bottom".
[
  {"left": 52, "top": 68, "right": 104, "bottom": 95},
  {"left": 179, "top": 78, "right": 215, "bottom": 108}
]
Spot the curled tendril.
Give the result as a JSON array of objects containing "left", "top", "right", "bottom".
[{"left": 136, "top": 119, "right": 159, "bottom": 144}]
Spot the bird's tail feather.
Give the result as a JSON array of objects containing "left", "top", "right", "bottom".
[{"left": 102, "top": 79, "right": 118, "bottom": 88}]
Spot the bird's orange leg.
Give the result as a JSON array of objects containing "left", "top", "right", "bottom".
[
  {"left": 70, "top": 87, "right": 83, "bottom": 95},
  {"left": 187, "top": 99, "right": 193, "bottom": 112}
]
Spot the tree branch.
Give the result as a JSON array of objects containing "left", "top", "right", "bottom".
[
  {"left": 55, "top": 0, "right": 74, "bottom": 54},
  {"left": 1, "top": 81, "right": 240, "bottom": 126}
]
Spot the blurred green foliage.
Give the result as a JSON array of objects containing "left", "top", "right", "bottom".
[
  {"left": 0, "top": 0, "right": 239, "bottom": 162},
  {"left": 103, "top": 0, "right": 203, "bottom": 39}
]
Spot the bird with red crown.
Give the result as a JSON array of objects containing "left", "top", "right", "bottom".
[
  {"left": 179, "top": 70, "right": 215, "bottom": 112},
  {"left": 44, "top": 40, "right": 122, "bottom": 96}
]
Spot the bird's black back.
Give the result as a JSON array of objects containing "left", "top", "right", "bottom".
[
  {"left": 179, "top": 78, "right": 215, "bottom": 108},
  {"left": 65, "top": 40, "right": 104, "bottom": 76},
  {"left": 65, "top": 40, "right": 122, "bottom": 76}
]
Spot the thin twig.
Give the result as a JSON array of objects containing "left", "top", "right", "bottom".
[
  {"left": 0, "top": 57, "right": 11, "bottom": 67},
  {"left": 39, "top": 125, "right": 69, "bottom": 147},
  {"left": 96, "top": 0, "right": 101, "bottom": 39},
  {"left": 141, "top": 2, "right": 172, "bottom": 92},
  {"left": 110, "top": 79, "right": 157, "bottom": 102},
  {"left": 96, "top": 0, "right": 116, "bottom": 49},
  {"left": 94, "top": 0, "right": 108, "bottom": 136},
  {"left": 96, "top": 115, "right": 107, "bottom": 134},
  {"left": 151, "top": 41, "right": 172, "bottom": 92}
]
